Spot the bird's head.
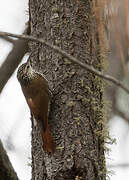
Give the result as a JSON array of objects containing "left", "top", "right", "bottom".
[{"left": 17, "top": 61, "right": 35, "bottom": 85}]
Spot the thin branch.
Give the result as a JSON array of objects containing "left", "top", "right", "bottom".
[
  {"left": 0, "top": 31, "right": 129, "bottom": 94},
  {"left": 108, "top": 163, "right": 129, "bottom": 168},
  {"left": 0, "top": 39, "right": 28, "bottom": 93},
  {"left": 0, "top": 28, "right": 30, "bottom": 93},
  {"left": 0, "top": 35, "right": 15, "bottom": 44}
]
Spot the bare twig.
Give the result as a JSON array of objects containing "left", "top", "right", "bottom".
[
  {"left": 0, "top": 29, "right": 29, "bottom": 93},
  {"left": 0, "top": 35, "right": 15, "bottom": 44},
  {"left": 0, "top": 31, "right": 129, "bottom": 94},
  {"left": 108, "top": 163, "right": 129, "bottom": 168},
  {"left": 0, "top": 39, "right": 28, "bottom": 93}
]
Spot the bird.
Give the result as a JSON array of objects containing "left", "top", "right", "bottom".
[{"left": 17, "top": 61, "right": 55, "bottom": 154}]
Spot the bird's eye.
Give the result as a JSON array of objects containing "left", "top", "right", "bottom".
[{"left": 26, "top": 65, "right": 29, "bottom": 69}]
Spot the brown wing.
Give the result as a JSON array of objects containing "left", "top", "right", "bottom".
[{"left": 22, "top": 74, "right": 50, "bottom": 132}]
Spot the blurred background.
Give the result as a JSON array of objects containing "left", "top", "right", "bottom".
[{"left": 0, "top": 0, "right": 129, "bottom": 179}]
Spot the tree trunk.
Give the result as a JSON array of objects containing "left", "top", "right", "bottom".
[{"left": 29, "top": 0, "right": 106, "bottom": 179}]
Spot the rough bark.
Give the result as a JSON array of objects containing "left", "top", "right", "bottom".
[
  {"left": 0, "top": 140, "right": 18, "bottom": 180},
  {"left": 29, "top": 0, "right": 106, "bottom": 179}
]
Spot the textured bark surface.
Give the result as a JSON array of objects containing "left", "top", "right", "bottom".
[{"left": 29, "top": 0, "right": 106, "bottom": 179}]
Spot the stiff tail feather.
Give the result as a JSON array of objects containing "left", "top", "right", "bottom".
[{"left": 41, "top": 125, "right": 55, "bottom": 154}]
